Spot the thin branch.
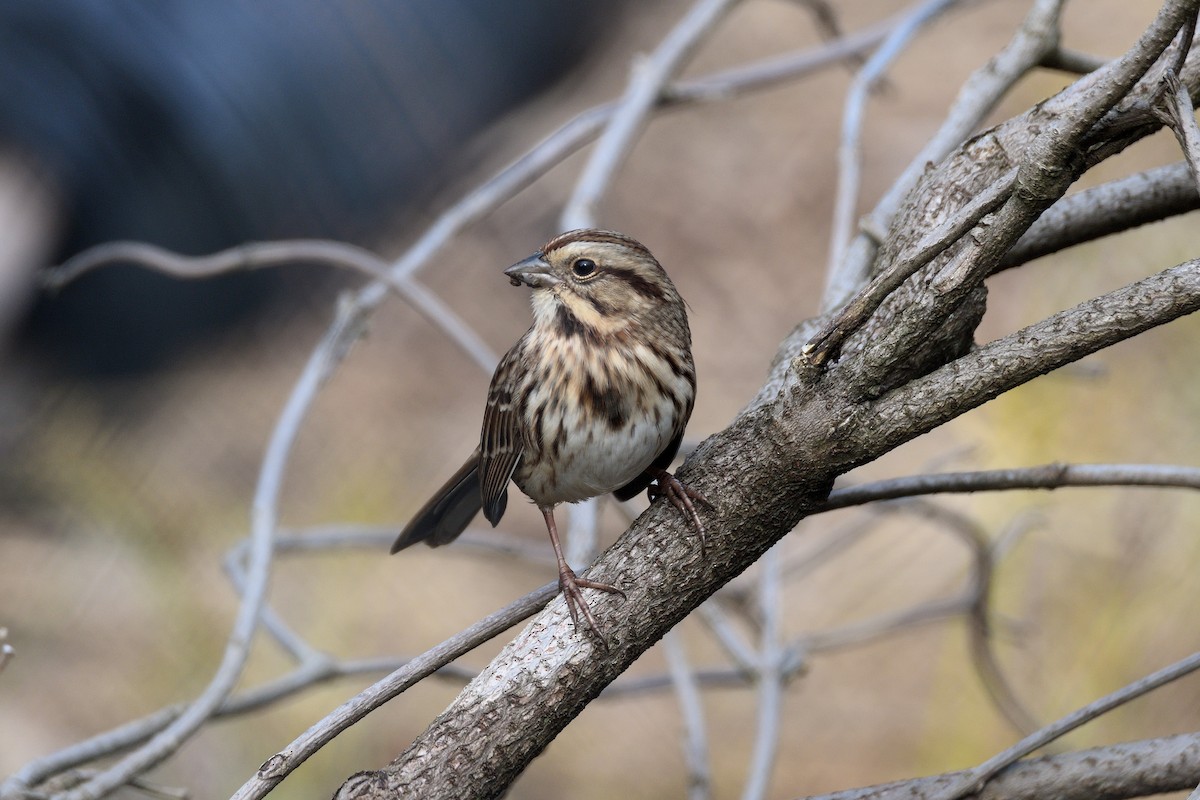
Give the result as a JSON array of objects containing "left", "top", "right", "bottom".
[
  {"left": 561, "top": 0, "right": 742, "bottom": 231},
  {"left": 861, "top": 257, "right": 1200, "bottom": 459},
  {"left": 1169, "top": 7, "right": 1199, "bottom": 74},
  {"left": 230, "top": 583, "right": 557, "bottom": 800},
  {"left": 807, "top": 167, "right": 1017, "bottom": 364},
  {"left": 829, "top": 0, "right": 1068, "bottom": 309},
  {"left": 826, "top": 0, "right": 964, "bottom": 299},
  {"left": 53, "top": 300, "right": 370, "bottom": 800},
  {"left": 1000, "top": 161, "right": 1200, "bottom": 269},
  {"left": 663, "top": 630, "right": 712, "bottom": 800},
  {"left": 696, "top": 599, "right": 760, "bottom": 676},
  {"left": 741, "top": 546, "right": 785, "bottom": 800},
  {"left": 607, "top": 668, "right": 748, "bottom": 698},
  {"left": 276, "top": 524, "right": 556, "bottom": 565},
  {"left": 964, "top": 514, "right": 1042, "bottom": 736},
  {"left": 1041, "top": 46, "right": 1107, "bottom": 74},
  {"left": 665, "top": 13, "right": 900, "bottom": 103},
  {"left": 931, "top": 651, "right": 1200, "bottom": 800},
  {"left": 43, "top": 240, "right": 499, "bottom": 375},
  {"left": 800, "top": 594, "right": 967, "bottom": 655},
  {"left": 821, "top": 463, "right": 1200, "bottom": 510},
  {"left": 223, "top": 545, "right": 322, "bottom": 664}
]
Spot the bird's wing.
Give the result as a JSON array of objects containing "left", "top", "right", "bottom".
[{"left": 479, "top": 346, "right": 524, "bottom": 525}]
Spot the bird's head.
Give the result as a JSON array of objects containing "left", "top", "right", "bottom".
[{"left": 504, "top": 229, "right": 686, "bottom": 340}]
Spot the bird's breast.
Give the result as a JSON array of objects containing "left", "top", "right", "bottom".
[{"left": 513, "top": 334, "right": 692, "bottom": 506}]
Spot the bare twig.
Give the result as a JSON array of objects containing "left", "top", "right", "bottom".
[
  {"left": 827, "top": 0, "right": 964, "bottom": 297},
  {"left": 561, "top": 0, "right": 742, "bottom": 231},
  {"left": 696, "top": 599, "right": 760, "bottom": 676},
  {"left": 663, "top": 630, "right": 712, "bottom": 800},
  {"left": 807, "top": 167, "right": 1017, "bottom": 364},
  {"left": 1001, "top": 161, "right": 1200, "bottom": 269},
  {"left": 930, "top": 651, "right": 1200, "bottom": 800},
  {"left": 1041, "top": 46, "right": 1107, "bottom": 74},
  {"left": 741, "top": 546, "right": 786, "bottom": 800},
  {"left": 43, "top": 240, "right": 499, "bottom": 375},
  {"left": 665, "top": 13, "right": 900, "bottom": 103},
  {"left": 828, "top": 0, "right": 1068, "bottom": 309},
  {"left": 230, "top": 583, "right": 557, "bottom": 800},
  {"left": 964, "top": 513, "right": 1042, "bottom": 736},
  {"left": 0, "top": 627, "right": 11, "bottom": 676},
  {"left": 1169, "top": 6, "right": 1199, "bottom": 74},
  {"left": 274, "top": 523, "right": 556, "bottom": 564},
  {"left": 821, "top": 463, "right": 1200, "bottom": 509},
  {"left": 223, "top": 545, "right": 322, "bottom": 664}
]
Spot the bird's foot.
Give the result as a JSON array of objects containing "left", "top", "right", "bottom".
[
  {"left": 648, "top": 470, "right": 711, "bottom": 557},
  {"left": 559, "top": 566, "right": 625, "bottom": 643}
]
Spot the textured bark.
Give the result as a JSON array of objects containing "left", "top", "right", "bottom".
[
  {"left": 806, "top": 732, "right": 1200, "bottom": 800},
  {"left": 335, "top": 2, "right": 1200, "bottom": 798}
]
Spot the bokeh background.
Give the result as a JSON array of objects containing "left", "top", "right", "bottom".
[{"left": 3, "top": 1, "right": 1199, "bottom": 798}]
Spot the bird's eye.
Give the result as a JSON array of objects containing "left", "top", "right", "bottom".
[{"left": 572, "top": 258, "right": 597, "bottom": 278}]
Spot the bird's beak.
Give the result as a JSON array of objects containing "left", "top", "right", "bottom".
[{"left": 504, "top": 254, "right": 558, "bottom": 288}]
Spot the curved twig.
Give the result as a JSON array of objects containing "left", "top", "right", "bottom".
[{"left": 561, "top": 0, "right": 741, "bottom": 231}]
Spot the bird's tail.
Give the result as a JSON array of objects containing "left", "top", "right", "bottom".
[{"left": 390, "top": 457, "right": 483, "bottom": 552}]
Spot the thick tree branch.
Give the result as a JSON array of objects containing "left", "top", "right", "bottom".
[
  {"left": 15, "top": 4, "right": 1200, "bottom": 799},
  {"left": 829, "top": 0, "right": 1067, "bottom": 309},
  {"left": 811, "top": 0, "right": 1198, "bottom": 378},
  {"left": 1001, "top": 161, "right": 1200, "bottom": 268},
  {"left": 347, "top": 251, "right": 1200, "bottom": 798},
  {"left": 804, "top": 732, "right": 1200, "bottom": 800},
  {"left": 343, "top": 4, "right": 1200, "bottom": 795},
  {"left": 855, "top": 257, "right": 1200, "bottom": 459}
]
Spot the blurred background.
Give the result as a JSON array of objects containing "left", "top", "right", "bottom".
[{"left": 2, "top": 0, "right": 1199, "bottom": 798}]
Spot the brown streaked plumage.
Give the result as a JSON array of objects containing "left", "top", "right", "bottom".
[{"left": 391, "top": 229, "right": 708, "bottom": 637}]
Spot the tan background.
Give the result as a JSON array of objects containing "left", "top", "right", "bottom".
[{"left": 3, "top": 1, "right": 1199, "bottom": 797}]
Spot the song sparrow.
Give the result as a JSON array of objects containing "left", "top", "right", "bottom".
[{"left": 391, "top": 229, "right": 707, "bottom": 635}]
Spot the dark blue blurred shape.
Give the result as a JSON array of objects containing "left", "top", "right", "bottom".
[{"left": 1, "top": 1, "right": 612, "bottom": 373}]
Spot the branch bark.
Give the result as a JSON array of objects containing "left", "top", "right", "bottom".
[
  {"left": 326, "top": 3, "right": 1200, "bottom": 796},
  {"left": 803, "top": 732, "right": 1200, "bottom": 800}
]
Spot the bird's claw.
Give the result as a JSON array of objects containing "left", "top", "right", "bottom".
[
  {"left": 649, "top": 471, "right": 710, "bottom": 557},
  {"left": 558, "top": 568, "right": 624, "bottom": 648}
]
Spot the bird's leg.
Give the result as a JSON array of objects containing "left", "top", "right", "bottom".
[
  {"left": 541, "top": 506, "right": 625, "bottom": 636},
  {"left": 646, "top": 468, "right": 711, "bottom": 556}
]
